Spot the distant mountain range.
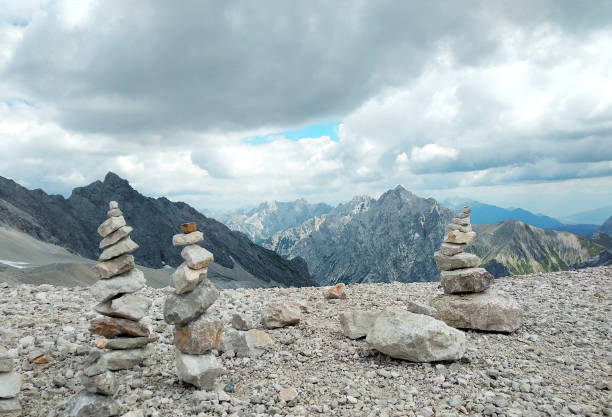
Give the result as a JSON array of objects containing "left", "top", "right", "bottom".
[
  {"left": 221, "top": 199, "right": 332, "bottom": 243},
  {"left": 443, "top": 198, "right": 602, "bottom": 237},
  {"left": 0, "top": 173, "right": 315, "bottom": 288},
  {"left": 264, "top": 186, "right": 454, "bottom": 285},
  {"left": 560, "top": 206, "right": 612, "bottom": 226}
]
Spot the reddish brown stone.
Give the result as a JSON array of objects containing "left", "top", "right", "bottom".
[
  {"left": 180, "top": 222, "right": 197, "bottom": 233},
  {"left": 325, "top": 283, "right": 347, "bottom": 299},
  {"left": 90, "top": 317, "right": 150, "bottom": 338},
  {"left": 174, "top": 317, "right": 223, "bottom": 354},
  {"left": 32, "top": 354, "right": 50, "bottom": 364}
]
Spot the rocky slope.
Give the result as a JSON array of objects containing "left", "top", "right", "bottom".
[
  {"left": 0, "top": 267, "right": 609, "bottom": 416},
  {"left": 0, "top": 173, "right": 314, "bottom": 288},
  {"left": 222, "top": 199, "right": 332, "bottom": 243},
  {"left": 596, "top": 215, "right": 612, "bottom": 236},
  {"left": 265, "top": 186, "right": 454, "bottom": 285},
  {"left": 469, "top": 220, "right": 603, "bottom": 275}
]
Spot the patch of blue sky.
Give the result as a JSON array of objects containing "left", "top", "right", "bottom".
[
  {"left": 243, "top": 120, "right": 341, "bottom": 145},
  {"left": 11, "top": 18, "right": 28, "bottom": 27}
]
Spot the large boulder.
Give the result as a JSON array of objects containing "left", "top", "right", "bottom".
[
  {"left": 175, "top": 351, "right": 221, "bottom": 390},
  {"left": 338, "top": 310, "right": 379, "bottom": 339},
  {"left": 434, "top": 252, "right": 481, "bottom": 271},
  {"left": 62, "top": 390, "right": 120, "bottom": 417},
  {"left": 365, "top": 308, "right": 466, "bottom": 362},
  {"left": 90, "top": 268, "right": 145, "bottom": 302},
  {"left": 261, "top": 303, "right": 301, "bottom": 329},
  {"left": 430, "top": 290, "right": 521, "bottom": 333},
  {"left": 163, "top": 279, "right": 219, "bottom": 325},
  {"left": 174, "top": 316, "right": 224, "bottom": 355},
  {"left": 440, "top": 268, "right": 493, "bottom": 294}
]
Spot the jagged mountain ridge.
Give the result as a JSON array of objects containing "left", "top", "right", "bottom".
[
  {"left": 469, "top": 220, "right": 603, "bottom": 275},
  {"left": 222, "top": 199, "right": 333, "bottom": 243},
  {"left": 0, "top": 173, "right": 315, "bottom": 287},
  {"left": 596, "top": 215, "right": 612, "bottom": 236},
  {"left": 265, "top": 186, "right": 454, "bottom": 285}
]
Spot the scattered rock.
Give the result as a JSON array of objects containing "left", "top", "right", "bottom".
[
  {"left": 279, "top": 387, "right": 298, "bottom": 402},
  {"left": 324, "top": 283, "right": 347, "bottom": 299},
  {"left": 261, "top": 303, "right": 301, "bottom": 329},
  {"left": 62, "top": 390, "right": 120, "bottom": 417}
]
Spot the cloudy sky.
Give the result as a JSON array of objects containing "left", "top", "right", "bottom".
[{"left": 1, "top": 0, "right": 611, "bottom": 218}]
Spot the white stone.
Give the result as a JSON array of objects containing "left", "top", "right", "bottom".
[
  {"left": 97, "top": 216, "right": 126, "bottom": 238},
  {"left": 90, "top": 268, "right": 146, "bottom": 302},
  {"left": 175, "top": 351, "right": 221, "bottom": 390},
  {"left": 181, "top": 245, "right": 214, "bottom": 270},
  {"left": 0, "top": 372, "right": 21, "bottom": 399},
  {"left": 338, "top": 310, "right": 378, "bottom": 339},
  {"left": 172, "top": 231, "right": 204, "bottom": 247}
]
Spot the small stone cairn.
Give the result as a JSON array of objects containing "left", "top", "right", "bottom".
[
  {"left": 430, "top": 206, "right": 521, "bottom": 332},
  {"left": 0, "top": 346, "right": 22, "bottom": 416},
  {"left": 63, "top": 201, "right": 153, "bottom": 416},
  {"left": 163, "top": 222, "right": 223, "bottom": 390}
]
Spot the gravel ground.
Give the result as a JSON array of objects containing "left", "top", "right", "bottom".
[{"left": 1, "top": 267, "right": 610, "bottom": 417}]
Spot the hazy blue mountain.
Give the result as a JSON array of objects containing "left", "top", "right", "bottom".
[
  {"left": 560, "top": 206, "right": 612, "bottom": 225},
  {"left": 222, "top": 199, "right": 333, "bottom": 243},
  {"left": 596, "top": 215, "right": 612, "bottom": 236},
  {"left": 265, "top": 186, "right": 454, "bottom": 285}
]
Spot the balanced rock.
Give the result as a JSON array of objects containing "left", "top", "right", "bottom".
[
  {"left": 174, "top": 317, "right": 223, "bottom": 355},
  {"left": 366, "top": 308, "right": 466, "bottom": 362},
  {"left": 172, "top": 231, "right": 204, "bottom": 247},
  {"left": 95, "top": 294, "right": 151, "bottom": 321},
  {"left": 0, "top": 398, "right": 21, "bottom": 417},
  {"left": 430, "top": 290, "right": 521, "bottom": 332},
  {"left": 434, "top": 251, "right": 481, "bottom": 271},
  {"left": 99, "top": 226, "right": 133, "bottom": 249},
  {"left": 452, "top": 216, "right": 470, "bottom": 226},
  {"left": 325, "top": 283, "right": 347, "bottom": 299},
  {"left": 439, "top": 242, "right": 467, "bottom": 256},
  {"left": 447, "top": 223, "right": 472, "bottom": 233},
  {"left": 97, "top": 336, "right": 157, "bottom": 350},
  {"left": 90, "top": 317, "right": 150, "bottom": 338},
  {"left": 93, "top": 254, "right": 135, "bottom": 279},
  {"left": 180, "top": 245, "right": 214, "bottom": 270},
  {"left": 339, "top": 310, "right": 378, "bottom": 339},
  {"left": 106, "top": 208, "right": 122, "bottom": 218},
  {"left": 109, "top": 201, "right": 119, "bottom": 209},
  {"left": 99, "top": 236, "right": 139, "bottom": 261},
  {"left": 102, "top": 348, "right": 149, "bottom": 371},
  {"left": 441, "top": 268, "right": 493, "bottom": 294},
  {"left": 180, "top": 222, "right": 197, "bottom": 233},
  {"left": 175, "top": 351, "right": 221, "bottom": 390},
  {"left": 62, "top": 390, "right": 120, "bottom": 417},
  {"left": 90, "top": 268, "right": 146, "bottom": 302},
  {"left": 444, "top": 230, "right": 476, "bottom": 245},
  {"left": 0, "top": 373, "right": 21, "bottom": 399},
  {"left": 80, "top": 371, "right": 118, "bottom": 396},
  {"left": 97, "top": 216, "right": 126, "bottom": 238},
  {"left": 261, "top": 303, "right": 301, "bottom": 329},
  {"left": 163, "top": 279, "right": 219, "bottom": 325},
  {"left": 171, "top": 263, "right": 206, "bottom": 295}
]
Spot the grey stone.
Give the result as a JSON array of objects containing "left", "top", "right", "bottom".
[
  {"left": 261, "top": 303, "right": 301, "bottom": 329},
  {"left": 181, "top": 245, "right": 214, "bottom": 270},
  {"left": 452, "top": 216, "right": 470, "bottom": 226},
  {"left": 0, "top": 373, "right": 21, "bottom": 399},
  {"left": 173, "top": 316, "right": 224, "bottom": 355},
  {"left": 82, "top": 350, "right": 107, "bottom": 377},
  {"left": 0, "top": 359, "right": 12, "bottom": 373},
  {"left": 434, "top": 251, "right": 481, "bottom": 271},
  {"left": 106, "top": 208, "right": 123, "bottom": 218},
  {"left": 99, "top": 226, "right": 133, "bottom": 249},
  {"left": 406, "top": 301, "right": 436, "bottom": 316},
  {"left": 439, "top": 242, "right": 467, "bottom": 256},
  {"left": 231, "top": 313, "right": 257, "bottom": 331},
  {"left": 102, "top": 348, "right": 148, "bottom": 371},
  {"left": 366, "top": 308, "right": 466, "bottom": 362},
  {"left": 103, "top": 337, "right": 158, "bottom": 350},
  {"left": 92, "top": 254, "right": 135, "bottom": 279},
  {"left": 171, "top": 263, "right": 207, "bottom": 295},
  {"left": 175, "top": 351, "right": 221, "bottom": 390},
  {"left": 430, "top": 290, "right": 522, "bottom": 332},
  {"left": 447, "top": 223, "right": 472, "bottom": 233},
  {"left": 108, "top": 201, "right": 119, "bottom": 209},
  {"left": 338, "top": 310, "right": 379, "bottom": 339},
  {"left": 163, "top": 279, "right": 219, "bottom": 325},
  {"left": 95, "top": 293, "right": 151, "bottom": 321},
  {"left": 0, "top": 398, "right": 21, "bottom": 417},
  {"left": 444, "top": 230, "right": 476, "bottom": 245},
  {"left": 62, "top": 390, "right": 120, "bottom": 417},
  {"left": 441, "top": 268, "right": 493, "bottom": 294},
  {"left": 99, "top": 236, "right": 139, "bottom": 261},
  {"left": 80, "top": 370, "right": 118, "bottom": 396},
  {"left": 219, "top": 328, "right": 272, "bottom": 358},
  {"left": 172, "top": 231, "right": 204, "bottom": 247},
  {"left": 97, "top": 216, "right": 126, "bottom": 238},
  {"left": 90, "top": 268, "right": 146, "bottom": 302}
]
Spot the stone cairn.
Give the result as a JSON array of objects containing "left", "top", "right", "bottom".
[
  {"left": 163, "top": 222, "right": 223, "bottom": 391},
  {"left": 430, "top": 206, "right": 521, "bottom": 332},
  {"left": 63, "top": 201, "right": 154, "bottom": 416},
  {"left": 0, "top": 346, "right": 22, "bottom": 416}
]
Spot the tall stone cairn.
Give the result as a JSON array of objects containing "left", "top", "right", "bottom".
[
  {"left": 63, "top": 201, "right": 154, "bottom": 417},
  {"left": 164, "top": 222, "right": 223, "bottom": 391},
  {"left": 429, "top": 206, "right": 521, "bottom": 332},
  {"left": 0, "top": 346, "right": 22, "bottom": 416}
]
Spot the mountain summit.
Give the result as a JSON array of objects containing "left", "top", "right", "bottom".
[{"left": 0, "top": 173, "right": 315, "bottom": 287}]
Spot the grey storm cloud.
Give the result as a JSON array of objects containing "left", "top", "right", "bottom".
[{"left": 6, "top": 0, "right": 610, "bottom": 136}]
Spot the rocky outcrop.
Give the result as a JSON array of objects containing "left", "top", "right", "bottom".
[
  {"left": 265, "top": 186, "right": 454, "bottom": 285},
  {"left": 0, "top": 173, "right": 314, "bottom": 288}
]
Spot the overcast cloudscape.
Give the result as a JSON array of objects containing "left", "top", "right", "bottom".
[{"left": 1, "top": 0, "right": 611, "bottom": 217}]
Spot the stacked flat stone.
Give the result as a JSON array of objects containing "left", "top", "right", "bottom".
[
  {"left": 164, "top": 222, "right": 222, "bottom": 391},
  {"left": 63, "top": 201, "right": 153, "bottom": 416},
  {"left": 0, "top": 347, "right": 22, "bottom": 416},
  {"left": 430, "top": 206, "right": 521, "bottom": 333}
]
